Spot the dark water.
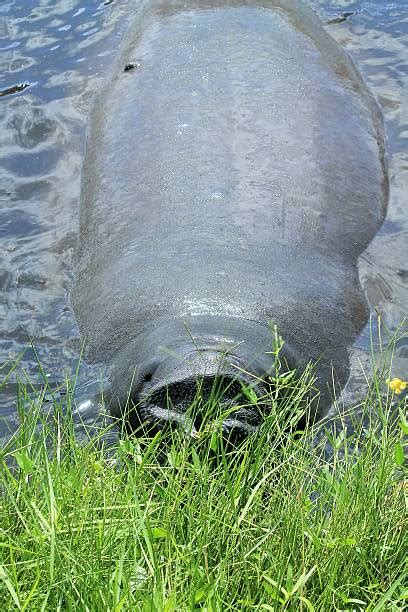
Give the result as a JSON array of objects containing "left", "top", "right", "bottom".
[{"left": 0, "top": 0, "right": 407, "bottom": 441}]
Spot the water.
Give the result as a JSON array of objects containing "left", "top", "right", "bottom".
[{"left": 0, "top": 0, "right": 407, "bottom": 441}]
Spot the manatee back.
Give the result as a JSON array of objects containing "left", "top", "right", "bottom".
[{"left": 73, "top": 0, "right": 387, "bottom": 365}]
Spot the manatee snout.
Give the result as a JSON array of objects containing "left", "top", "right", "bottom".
[
  {"left": 117, "top": 349, "right": 268, "bottom": 442},
  {"left": 102, "top": 318, "right": 283, "bottom": 441}
]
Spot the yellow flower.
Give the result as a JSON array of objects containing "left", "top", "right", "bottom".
[{"left": 386, "top": 377, "right": 407, "bottom": 395}]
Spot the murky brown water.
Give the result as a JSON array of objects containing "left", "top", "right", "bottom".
[{"left": 1, "top": 0, "right": 407, "bottom": 441}]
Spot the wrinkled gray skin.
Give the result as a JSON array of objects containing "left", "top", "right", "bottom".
[{"left": 72, "top": 0, "right": 387, "bottom": 438}]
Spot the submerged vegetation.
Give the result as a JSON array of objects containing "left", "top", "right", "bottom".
[{"left": 0, "top": 330, "right": 406, "bottom": 610}]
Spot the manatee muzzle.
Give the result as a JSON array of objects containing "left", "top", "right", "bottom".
[{"left": 129, "top": 350, "right": 266, "bottom": 441}]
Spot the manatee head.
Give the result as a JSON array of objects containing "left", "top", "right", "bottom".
[{"left": 106, "top": 317, "right": 286, "bottom": 443}]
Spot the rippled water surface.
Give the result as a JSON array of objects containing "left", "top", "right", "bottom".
[{"left": 1, "top": 0, "right": 407, "bottom": 440}]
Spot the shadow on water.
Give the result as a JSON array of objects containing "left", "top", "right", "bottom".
[{"left": 0, "top": 0, "right": 407, "bottom": 442}]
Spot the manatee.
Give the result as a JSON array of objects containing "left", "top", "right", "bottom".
[{"left": 72, "top": 0, "right": 387, "bottom": 438}]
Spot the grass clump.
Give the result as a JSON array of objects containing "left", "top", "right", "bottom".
[{"left": 0, "top": 352, "right": 406, "bottom": 610}]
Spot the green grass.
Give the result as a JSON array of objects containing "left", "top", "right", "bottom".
[{"left": 0, "top": 341, "right": 406, "bottom": 610}]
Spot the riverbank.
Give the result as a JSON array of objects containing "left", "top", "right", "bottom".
[{"left": 0, "top": 361, "right": 406, "bottom": 610}]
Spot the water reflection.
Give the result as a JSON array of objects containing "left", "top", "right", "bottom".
[
  {"left": 0, "top": 0, "right": 135, "bottom": 438},
  {"left": 0, "top": 0, "right": 407, "bottom": 441},
  {"left": 313, "top": 0, "right": 408, "bottom": 408}
]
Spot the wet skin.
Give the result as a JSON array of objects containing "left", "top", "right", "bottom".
[{"left": 72, "top": 0, "right": 388, "bottom": 436}]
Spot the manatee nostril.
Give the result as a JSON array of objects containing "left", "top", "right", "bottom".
[
  {"left": 130, "top": 366, "right": 159, "bottom": 412},
  {"left": 138, "top": 362, "right": 160, "bottom": 390}
]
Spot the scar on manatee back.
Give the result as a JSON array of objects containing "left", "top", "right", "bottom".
[
  {"left": 326, "top": 12, "right": 355, "bottom": 26},
  {"left": 123, "top": 61, "right": 142, "bottom": 73}
]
